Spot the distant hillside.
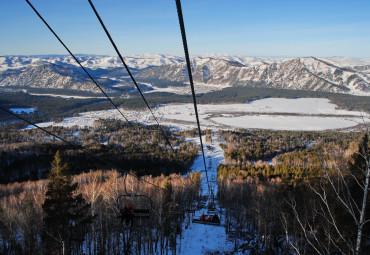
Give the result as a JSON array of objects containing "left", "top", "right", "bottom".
[
  {"left": 1, "top": 54, "right": 370, "bottom": 96},
  {"left": 137, "top": 57, "right": 370, "bottom": 96},
  {"left": 0, "top": 62, "right": 101, "bottom": 92},
  {"left": 0, "top": 54, "right": 185, "bottom": 71}
]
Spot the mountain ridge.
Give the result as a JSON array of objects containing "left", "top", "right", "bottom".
[
  {"left": 1, "top": 55, "right": 370, "bottom": 96},
  {"left": 137, "top": 56, "right": 370, "bottom": 96}
]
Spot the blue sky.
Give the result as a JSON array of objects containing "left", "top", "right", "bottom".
[{"left": 1, "top": 0, "right": 370, "bottom": 58}]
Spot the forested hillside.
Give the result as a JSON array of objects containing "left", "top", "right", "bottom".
[
  {"left": 217, "top": 130, "right": 370, "bottom": 254},
  {"left": 0, "top": 119, "right": 198, "bottom": 183}
]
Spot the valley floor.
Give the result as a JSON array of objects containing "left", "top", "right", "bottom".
[{"left": 27, "top": 98, "right": 370, "bottom": 131}]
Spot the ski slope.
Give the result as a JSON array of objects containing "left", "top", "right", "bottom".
[{"left": 178, "top": 133, "right": 240, "bottom": 254}]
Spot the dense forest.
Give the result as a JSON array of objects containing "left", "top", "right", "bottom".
[
  {"left": 217, "top": 130, "right": 370, "bottom": 254},
  {"left": 0, "top": 119, "right": 198, "bottom": 183},
  {"left": 218, "top": 130, "right": 362, "bottom": 181}
]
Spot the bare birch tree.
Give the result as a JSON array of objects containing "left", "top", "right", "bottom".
[{"left": 286, "top": 133, "right": 370, "bottom": 254}]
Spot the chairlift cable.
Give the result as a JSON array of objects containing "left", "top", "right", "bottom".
[
  {"left": 25, "top": 0, "right": 171, "bottom": 158},
  {"left": 175, "top": 0, "right": 212, "bottom": 198},
  {"left": 25, "top": 0, "right": 128, "bottom": 123},
  {"left": 88, "top": 0, "right": 176, "bottom": 154},
  {"left": 0, "top": 105, "right": 167, "bottom": 192},
  {"left": 88, "top": 0, "right": 200, "bottom": 189},
  {"left": 24, "top": 0, "right": 199, "bottom": 200}
]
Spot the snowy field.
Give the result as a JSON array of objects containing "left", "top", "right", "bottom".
[
  {"left": 141, "top": 82, "right": 229, "bottom": 95},
  {"left": 27, "top": 98, "right": 369, "bottom": 131},
  {"left": 155, "top": 98, "right": 366, "bottom": 117},
  {"left": 212, "top": 115, "right": 362, "bottom": 131}
]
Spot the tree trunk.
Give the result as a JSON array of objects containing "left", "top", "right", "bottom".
[
  {"left": 355, "top": 159, "right": 370, "bottom": 255},
  {"left": 61, "top": 241, "right": 65, "bottom": 255}
]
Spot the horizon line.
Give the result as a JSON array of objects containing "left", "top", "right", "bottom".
[{"left": 0, "top": 53, "right": 369, "bottom": 59}]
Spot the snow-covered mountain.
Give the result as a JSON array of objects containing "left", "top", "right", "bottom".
[
  {"left": 0, "top": 62, "right": 100, "bottom": 92},
  {"left": 322, "top": 56, "right": 370, "bottom": 67},
  {"left": 4, "top": 54, "right": 369, "bottom": 71},
  {"left": 0, "top": 54, "right": 184, "bottom": 71},
  {"left": 137, "top": 56, "right": 370, "bottom": 95},
  {"left": 1, "top": 54, "right": 370, "bottom": 95},
  {"left": 202, "top": 53, "right": 292, "bottom": 67}
]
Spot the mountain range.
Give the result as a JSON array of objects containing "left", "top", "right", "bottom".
[{"left": 1, "top": 54, "right": 370, "bottom": 96}]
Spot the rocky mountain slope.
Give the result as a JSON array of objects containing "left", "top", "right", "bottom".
[
  {"left": 0, "top": 62, "right": 100, "bottom": 92},
  {"left": 137, "top": 57, "right": 370, "bottom": 95},
  {"left": 1, "top": 54, "right": 370, "bottom": 96}
]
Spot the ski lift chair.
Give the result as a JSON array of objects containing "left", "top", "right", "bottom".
[
  {"left": 192, "top": 215, "right": 221, "bottom": 226},
  {"left": 117, "top": 193, "right": 152, "bottom": 219},
  {"left": 192, "top": 201, "right": 222, "bottom": 226},
  {"left": 116, "top": 174, "right": 153, "bottom": 226}
]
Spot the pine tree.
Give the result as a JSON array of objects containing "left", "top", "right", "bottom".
[{"left": 42, "top": 151, "right": 91, "bottom": 255}]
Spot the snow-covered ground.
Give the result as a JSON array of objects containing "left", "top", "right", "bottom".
[
  {"left": 155, "top": 97, "right": 366, "bottom": 116},
  {"left": 187, "top": 135, "right": 224, "bottom": 196},
  {"left": 25, "top": 98, "right": 369, "bottom": 131},
  {"left": 178, "top": 133, "right": 238, "bottom": 254},
  {"left": 212, "top": 115, "right": 362, "bottom": 131},
  {"left": 25, "top": 109, "right": 151, "bottom": 129},
  {"left": 140, "top": 82, "right": 227, "bottom": 95}
]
